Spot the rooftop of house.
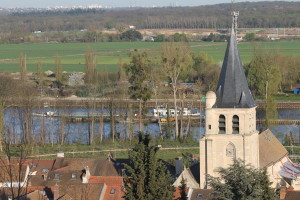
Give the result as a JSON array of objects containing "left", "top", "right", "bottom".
[
  {"left": 0, "top": 165, "right": 28, "bottom": 183},
  {"left": 189, "top": 189, "right": 214, "bottom": 200},
  {"left": 51, "top": 157, "right": 123, "bottom": 176},
  {"left": 259, "top": 129, "right": 288, "bottom": 168}
]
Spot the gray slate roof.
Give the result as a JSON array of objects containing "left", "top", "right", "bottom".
[{"left": 214, "top": 28, "right": 256, "bottom": 108}]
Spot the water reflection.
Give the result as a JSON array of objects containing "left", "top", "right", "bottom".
[{"left": 4, "top": 107, "right": 299, "bottom": 144}]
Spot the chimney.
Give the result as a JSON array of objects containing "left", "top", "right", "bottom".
[
  {"left": 57, "top": 152, "right": 64, "bottom": 158},
  {"left": 280, "top": 186, "right": 287, "bottom": 200},
  {"left": 54, "top": 183, "right": 59, "bottom": 200},
  {"left": 82, "top": 166, "right": 91, "bottom": 184},
  {"left": 175, "top": 157, "right": 183, "bottom": 175},
  {"left": 42, "top": 173, "right": 48, "bottom": 181},
  {"left": 108, "top": 152, "right": 113, "bottom": 161}
]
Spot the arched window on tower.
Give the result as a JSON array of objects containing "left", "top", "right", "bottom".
[
  {"left": 219, "top": 115, "right": 226, "bottom": 134},
  {"left": 232, "top": 115, "right": 239, "bottom": 134}
]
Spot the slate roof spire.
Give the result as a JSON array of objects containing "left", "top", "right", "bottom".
[{"left": 214, "top": 10, "right": 256, "bottom": 108}]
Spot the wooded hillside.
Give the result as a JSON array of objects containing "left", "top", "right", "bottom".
[{"left": 1, "top": 1, "right": 300, "bottom": 36}]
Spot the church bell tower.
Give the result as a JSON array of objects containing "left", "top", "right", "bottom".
[{"left": 199, "top": 9, "right": 259, "bottom": 189}]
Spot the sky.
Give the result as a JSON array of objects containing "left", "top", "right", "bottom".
[{"left": 0, "top": 0, "right": 299, "bottom": 8}]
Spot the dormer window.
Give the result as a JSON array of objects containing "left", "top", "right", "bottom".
[
  {"left": 219, "top": 115, "right": 226, "bottom": 134},
  {"left": 110, "top": 189, "right": 115, "bottom": 194},
  {"left": 54, "top": 173, "right": 60, "bottom": 180},
  {"left": 71, "top": 173, "right": 77, "bottom": 179},
  {"left": 232, "top": 115, "right": 239, "bottom": 134}
]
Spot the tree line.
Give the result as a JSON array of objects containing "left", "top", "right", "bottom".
[{"left": 1, "top": 1, "right": 300, "bottom": 43}]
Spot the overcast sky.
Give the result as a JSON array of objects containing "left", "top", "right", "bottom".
[{"left": 0, "top": 0, "right": 299, "bottom": 8}]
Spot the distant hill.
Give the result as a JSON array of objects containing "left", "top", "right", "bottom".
[{"left": 0, "top": 1, "right": 299, "bottom": 38}]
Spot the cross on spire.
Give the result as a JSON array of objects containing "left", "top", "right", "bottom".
[
  {"left": 213, "top": 1, "right": 256, "bottom": 109},
  {"left": 231, "top": 10, "right": 239, "bottom": 35}
]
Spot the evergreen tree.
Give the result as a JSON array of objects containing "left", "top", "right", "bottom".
[
  {"left": 208, "top": 159, "right": 277, "bottom": 200},
  {"left": 178, "top": 176, "right": 188, "bottom": 200},
  {"left": 123, "top": 133, "right": 174, "bottom": 200}
]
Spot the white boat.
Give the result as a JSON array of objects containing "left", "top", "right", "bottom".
[{"left": 152, "top": 106, "right": 200, "bottom": 118}]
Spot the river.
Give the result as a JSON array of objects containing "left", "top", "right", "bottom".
[{"left": 3, "top": 107, "right": 300, "bottom": 144}]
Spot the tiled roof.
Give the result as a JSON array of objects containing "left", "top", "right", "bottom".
[
  {"left": 173, "top": 187, "right": 188, "bottom": 200},
  {"left": 259, "top": 129, "right": 288, "bottom": 168},
  {"left": 26, "top": 160, "right": 55, "bottom": 175},
  {"left": 56, "top": 183, "right": 105, "bottom": 200},
  {"left": 284, "top": 190, "right": 300, "bottom": 200},
  {"left": 103, "top": 185, "right": 124, "bottom": 200},
  {"left": 89, "top": 176, "right": 123, "bottom": 186},
  {"left": 0, "top": 164, "right": 28, "bottom": 182},
  {"left": 51, "top": 158, "right": 122, "bottom": 176},
  {"left": 189, "top": 189, "right": 214, "bottom": 200},
  {"left": 26, "top": 190, "right": 49, "bottom": 200}
]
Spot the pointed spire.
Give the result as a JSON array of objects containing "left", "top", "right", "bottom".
[{"left": 214, "top": 10, "right": 256, "bottom": 108}]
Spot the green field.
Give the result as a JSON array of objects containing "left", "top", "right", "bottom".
[{"left": 0, "top": 41, "right": 300, "bottom": 72}]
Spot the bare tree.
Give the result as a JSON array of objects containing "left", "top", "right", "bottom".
[
  {"left": 84, "top": 47, "right": 98, "bottom": 85},
  {"left": 55, "top": 56, "right": 63, "bottom": 83},
  {"left": 0, "top": 143, "right": 32, "bottom": 200},
  {"left": 19, "top": 53, "right": 27, "bottom": 82},
  {"left": 37, "top": 62, "right": 44, "bottom": 88},
  {"left": 160, "top": 42, "right": 193, "bottom": 139}
]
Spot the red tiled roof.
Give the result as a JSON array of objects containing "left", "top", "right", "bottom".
[
  {"left": 173, "top": 187, "right": 189, "bottom": 200},
  {"left": 89, "top": 176, "right": 123, "bottom": 186},
  {"left": 103, "top": 185, "right": 124, "bottom": 200}
]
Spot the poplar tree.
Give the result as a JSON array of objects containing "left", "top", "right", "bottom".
[
  {"left": 246, "top": 49, "right": 281, "bottom": 128},
  {"left": 55, "top": 56, "right": 62, "bottom": 83},
  {"left": 123, "top": 133, "right": 174, "bottom": 200},
  {"left": 124, "top": 50, "right": 152, "bottom": 132},
  {"left": 160, "top": 42, "right": 193, "bottom": 139},
  {"left": 37, "top": 62, "right": 43, "bottom": 87},
  {"left": 85, "top": 47, "right": 98, "bottom": 85},
  {"left": 19, "top": 53, "right": 27, "bottom": 81}
]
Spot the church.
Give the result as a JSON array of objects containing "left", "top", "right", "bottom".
[{"left": 199, "top": 9, "right": 300, "bottom": 190}]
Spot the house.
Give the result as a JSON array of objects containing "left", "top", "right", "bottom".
[
  {"left": 0, "top": 164, "right": 30, "bottom": 188},
  {"left": 187, "top": 189, "right": 214, "bottom": 200},
  {"left": 0, "top": 153, "right": 128, "bottom": 200}
]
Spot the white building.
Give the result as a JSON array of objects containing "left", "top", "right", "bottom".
[{"left": 199, "top": 10, "right": 294, "bottom": 190}]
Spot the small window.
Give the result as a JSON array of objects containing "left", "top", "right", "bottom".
[
  {"left": 232, "top": 115, "right": 239, "bottom": 134},
  {"left": 54, "top": 173, "right": 60, "bottom": 180},
  {"left": 71, "top": 173, "right": 77, "bottom": 179},
  {"left": 219, "top": 115, "right": 226, "bottom": 134},
  {"left": 197, "top": 193, "right": 203, "bottom": 198},
  {"left": 42, "top": 169, "right": 49, "bottom": 173},
  {"left": 110, "top": 189, "right": 115, "bottom": 194},
  {"left": 208, "top": 125, "right": 211, "bottom": 130},
  {"left": 4, "top": 183, "right": 9, "bottom": 187}
]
